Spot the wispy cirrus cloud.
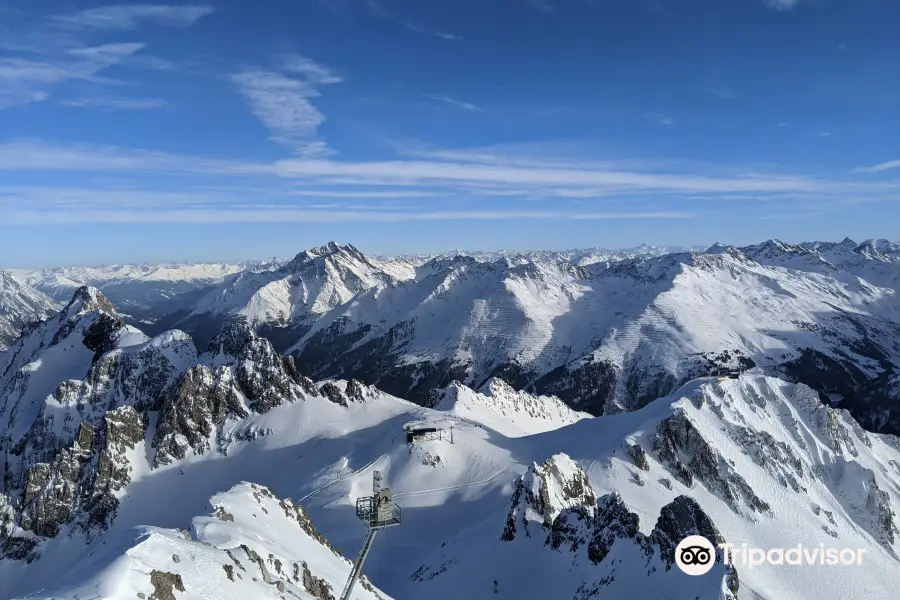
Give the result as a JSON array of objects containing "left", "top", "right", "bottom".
[
  {"left": 424, "top": 94, "right": 484, "bottom": 112},
  {"left": 51, "top": 4, "right": 215, "bottom": 30},
  {"left": 854, "top": 159, "right": 900, "bottom": 174},
  {"left": 61, "top": 95, "right": 169, "bottom": 110},
  {"left": 0, "top": 42, "right": 147, "bottom": 108},
  {"left": 645, "top": 112, "right": 674, "bottom": 125},
  {"left": 365, "top": 1, "right": 462, "bottom": 40},
  {"left": 764, "top": 0, "right": 800, "bottom": 11},
  {"left": 2, "top": 139, "right": 898, "bottom": 226},
  {"left": 230, "top": 54, "right": 343, "bottom": 157},
  {"left": 1, "top": 5, "right": 212, "bottom": 109},
  {"left": 701, "top": 71, "right": 738, "bottom": 99},
  {"left": 527, "top": 0, "right": 557, "bottom": 14}
]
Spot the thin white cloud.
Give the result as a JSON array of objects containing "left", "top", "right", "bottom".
[
  {"left": 279, "top": 54, "right": 344, "bottom": 84},
  {"left": 0, "top": 140, "right": 269, "bottom": 174},
  {"left": 1, "top": 2, "right": 205, "bottom": 109},
  {"left": 365, "top": 1, "right": 462, "bottom": 40},
  {"left": 0, "top": 43, "right": 147, "bottom": 108},
  {"left": 288, "top": 189, "right": 436, "bottom": 198},
  {"left": 854, "top": 159, "right": 900, "bottom": 174},
  {"left": 52, "top": 4, "right": 215, "bottom": 30},
  {"left": 528, "top": 0, "right": 557, "bottom": 14},
  {"left": 645, "top": 112, "right": 674, "bottom": 125},
  {"left": 764, "top": 0, "right": 800, "bottom": 11},
  {"left": 271, "top": 158, "right": 838, "bottom": 194},
  {"left": 818, "top": 132, "right": 832, "bottom": 137},
  {"left": 62, "top": 96, "right": 169, "bottom": 110},
  {"left": 3, "top": 205, "right": 692, "bottom": 225},
  {"left": 778, "top": 122, "right": 790, "bottom": 128},
  {"left": 3, "top": 140, "right": 899, "bottom": 224},
  {"left": 701, "top": 71, "right": 738, "bottom": 99},
  {"left": 231, "top": 56, "right": 343, "bottom": 157},
  {"left": 424, "top": 94, "right": 484, "bottom": 112}
]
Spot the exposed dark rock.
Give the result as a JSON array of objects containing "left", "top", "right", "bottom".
[
  {"left": 319, "top": 382, "right": 347, "bottom": 407},
  {"left": 626, "top": 443, "right": 649, "bottom": 471},
  {"left": 301, "top": 561, "right": 335, "bottom": 600},
  {"left": 148, "top": 570, "right": 185, "bottom": 600},
  {"left": 653, "top": 409, "right": 771, "bottom": 516},
  {"left": 82, "top": 406, "right": 147, "bottom": 533},
  {"left": 646, "top": 495, "right": 725, "bottom": 569},
  {"left": 83, "top": 313, "right": 127, "bottom": 362},
  {"left": 153, "top": 365, "right": 249, "bottom": 466}
]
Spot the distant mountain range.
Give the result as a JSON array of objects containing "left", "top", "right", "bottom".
[{"left": 4, "top": 238, "right": 899, "bottom": 437}]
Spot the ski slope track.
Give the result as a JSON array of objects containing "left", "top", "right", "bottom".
[{"left": 0, "top": 285, "right": 897, "bottom": 600}]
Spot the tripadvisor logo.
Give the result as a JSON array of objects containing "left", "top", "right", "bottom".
[
  {"left": 674, "top": 536, "right": 868, "bottom": 575},
  {"left": 675, "top": 535, "right": 716, "bottom": 575}
]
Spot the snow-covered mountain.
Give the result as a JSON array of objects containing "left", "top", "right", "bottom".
[
  {"left": 380, "top": 243, "right": 704, "bottom": 267},
  {"left": 0, "top": 272, "right": 61, "bottom": 353},
  {"left": 0, "top": 285, "right": 896, "bottom": 600},
  {"left": 112, "top": 238, "right": 900, "bottom": 437},
  {"left": 284, "top": 240, "right": 900, "bottom": 436},
  {"left": 154, "top": 242, "right": 412, "bottom": 350},
  {"left": 13, "top": 260, "right": 283, "bottom": 324}
]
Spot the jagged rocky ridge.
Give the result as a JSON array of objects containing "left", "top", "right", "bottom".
[
  {"left": 0, "top": 287, "right": 376, "bottom": 561},
  {"left": 427, "top": 452, "right": 739, "bottom": 599}
]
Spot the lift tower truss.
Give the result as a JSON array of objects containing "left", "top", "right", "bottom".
[{"left": 338, "top": 471, "right": 401, "bottom": 600}]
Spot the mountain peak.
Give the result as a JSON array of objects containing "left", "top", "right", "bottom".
[
  {"left": 207, "top": 320, "right": 257, "bottom": 355},
  {"left": 704, "top": 242, "right": 728, "bottom": 254},
  {"left": 65, "top": 285, "right": 118, "bottom": 316},
  {"left": 288, "top": 241, "right": 367, "bottom": 269}
]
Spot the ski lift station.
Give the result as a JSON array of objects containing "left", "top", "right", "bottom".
[{"left": 403, "top": 418, "right": 454, "bottom": 444}]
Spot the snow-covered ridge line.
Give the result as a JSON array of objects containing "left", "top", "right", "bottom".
[{"left": 433, "top": 377, "right": 591, "bottom": 437}]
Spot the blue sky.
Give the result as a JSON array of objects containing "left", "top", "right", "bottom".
[{"left": 0, "top": 0, "right": 897, "bottom": 267}]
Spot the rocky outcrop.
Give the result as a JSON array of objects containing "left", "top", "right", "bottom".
[
  {"left": 148, "top": 570, "right": 185, "bottom": 600},
  {"left": 206, "top": 322, "right": 311, "bottom": 412},
  {"left": 153, "top": 365, "right": 249, "bottom": 466},
  {"left": 499, "top": 452, "right": 735, "bottom": 597},
  {"left": 646, "top": 495, "right": 725, "bottom": 569},
  {"left": 501, "top": 453, "right": 596, "bottom": 541},
  {"left": 1, "top": 405, "right": 148, "bottom": 554},
  {"left": 80, "top": 406, "right": 146, "bottom": 532},
  {"left": 653, "top": 409, "right": 772, "bottom": 517},
  {"left": 319, "top": 379, "right": 370, "bottom": 407},
  {"left": 154, "top": 324, "right": 312, "bottom": 466},
  {"left": 302, "top": 561, "right": 335, "bottom": 600}
]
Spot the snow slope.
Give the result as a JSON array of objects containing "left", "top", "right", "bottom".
[
  {"left": 433, "top": 377, "right": 591, "bottom": 437},
  {"left": 0, "top": 272, "right": 61, "bottom": 353},
  {"left": 2, "top": 360, "right": 897, "bottom": 600},
  {"left": 12, "top": 482, "right": 389, "bottom": 600}
]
